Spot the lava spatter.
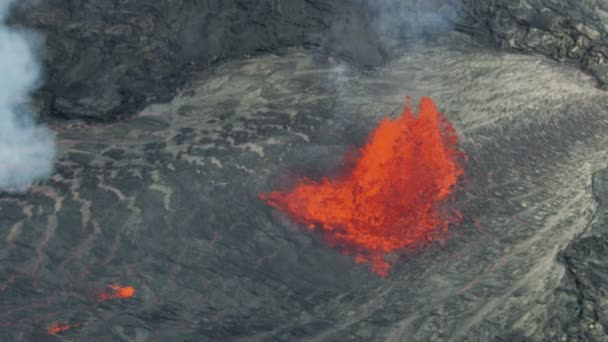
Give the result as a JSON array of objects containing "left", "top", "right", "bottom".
[
  {"left": 260, "top": 97, "right": 465, "bottom": 275},
  {"left": 48, "top": 322, "right": 76, "bottom": 335},
  {"left": 98, "top": 285, "right": 136, "bottom": 302}
]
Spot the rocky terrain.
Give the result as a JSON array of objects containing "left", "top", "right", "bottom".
[
  {"left": 5, "top": 0, "right": 608, "bottom": 121},
  {"left": 460, "top": 0, "right": 608, "bottom": 88},
  {"left": 1, "top": 1, "right": 608, "bottom": 341},
  {"left": 547, "top": 169, "right": 608, "bottom": 340},
  {"left": 10, "top": 0, "right": 386, "bottom": 120},
  {"left": 1, "top": 32, "right": 608, "bottom": 340}
]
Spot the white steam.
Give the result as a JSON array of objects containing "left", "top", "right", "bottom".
[
  {"left": 0, "top": 0, "right": 55, "bottom": 191},
  {"left": 361, "top": 0, "right": 459, "bottom": 49}
]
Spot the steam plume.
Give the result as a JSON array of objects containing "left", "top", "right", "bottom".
[
  {"left": 361, "top": 0, "right": 458, "bottom": 49},
  {"left": 0, "top": 0, "right": 55, "bottom": 191}
]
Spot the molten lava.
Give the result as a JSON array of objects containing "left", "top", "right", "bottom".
[
  {"left": 98, "top": 285, "right": 136, "bottom": 301},
  {"left": 260, "top": 97, "right": 465, "bottom": 276},
  {"left": 48, "top": 323, "right": 74, "bottom": 335}
]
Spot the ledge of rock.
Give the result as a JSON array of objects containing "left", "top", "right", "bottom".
[
  {"left": 537, "top": 169, "right": 608, "bottom": 339},
  {"left": 460, "top": 0, "right": 608, "bottom": 88},
  {"left": 9, "top": 1, "right": 608, "bottom": 121},
  {"left": 10, "top": 0, "right": 386, "bottom": 121}
]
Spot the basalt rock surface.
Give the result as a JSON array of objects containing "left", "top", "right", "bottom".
[
  {"left": 545, "top": 169, "right": 608, "bottom": 340},
  {"left": 2, "top": 33, "right": 608, "bottom": 340},
  {"left": 9, "top": 0, "right": 385, "bottom": 121},
  {"left": 9, "top": 1, "right": 608, "bottom": 121},
  {"left": 460, "top": 0, "right": 608, "bottom": 88},
  {"left": 2, "top": 1, "right": 608, "bottom": 341}
]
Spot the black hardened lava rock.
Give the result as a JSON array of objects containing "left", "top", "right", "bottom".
[
  {"left": 548, "top": 169, "right": 608, "bottom": 340},
  {"left": 8, "top": 0, "right": 608, "bottom": 121},
  {"left": 9, "top": 0, "right": 386, "bottom": 121},
  {"left": 459, "top": 0, "right": 608, "bottom": 88}
]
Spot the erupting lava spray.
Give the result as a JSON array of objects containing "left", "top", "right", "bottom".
[
  {"left": 260, "top": 97, "right": 465, "bottom": 276},
  {"left": 48, "top": 323, "right": 76, "bottom": 335},
  {"left": 97, "top": 284, "right": 136, "bottom": 302}
]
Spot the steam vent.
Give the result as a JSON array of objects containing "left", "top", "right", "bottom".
[{"left": 2, "top": 1, "right": 608, "bottom": 341}]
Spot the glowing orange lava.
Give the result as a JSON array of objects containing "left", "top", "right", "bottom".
[
  {"left": 260, "top": 97, "right": 465, "bottom": 276},
  {"left": 48, "top": 323, "right": 74, "bottom": 335},
  {"left": 98, "top": 285, "right": 136, "bottom": 301}
]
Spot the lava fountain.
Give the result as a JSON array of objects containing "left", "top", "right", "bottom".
[
  {"left": 97, "top": 284, "right": 136, "bottom": 302},
  {"left": 260, "top": 97, "right": 465, "bottom": 276},
  {"left": 48, "top": 322, "right": 77, "bottom": 335}
]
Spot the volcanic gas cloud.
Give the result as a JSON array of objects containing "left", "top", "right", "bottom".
[{"left": 260, "top": 97, "right": 465, "bottom": 276}]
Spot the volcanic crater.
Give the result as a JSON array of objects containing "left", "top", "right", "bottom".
[{"left": 2, "top": 1, "right": 608, "bottom": 341}]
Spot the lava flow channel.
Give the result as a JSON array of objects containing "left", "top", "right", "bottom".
[{"left": 260, "top": 97, "right": 465, "bottom": 276}]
